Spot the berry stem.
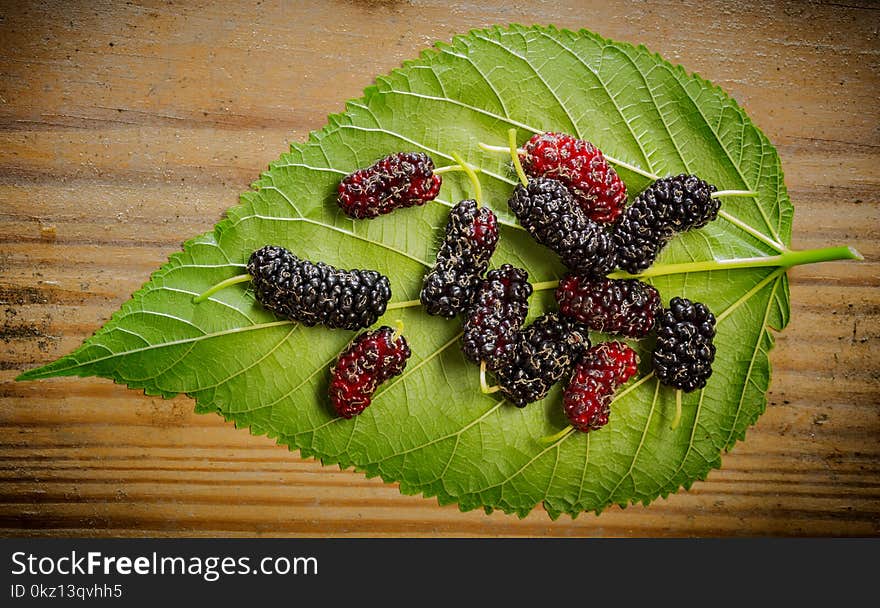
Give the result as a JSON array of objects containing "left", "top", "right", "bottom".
[
  {"left": 531, "top": 279, "right": 561, "bottom": 292},
  {"left": 671, "top": 389, "right": 683, "bottom": 430},
  {"left": 384, "top": 298, "right": 422, "bottom": 311},
  {"left": 712, "top": 189, "right": 757, "bottom": 199},
  {"left": 478, "top": 141, "right": 525, "bottom": 155},
  {"left": 539, "top": 425, "right": 576, "bottom": 444},
  {"left": 192, "top": 273, "right": 251, "bottom": 303},
  {"left": 392, "top": 319, "right": 405, "bottom": 341},
  {"left": 480, "top": 361, "right": 501, "bottom": 394},
  {"left": 450, "top": 151, "right": 482, "bottom": 206},
  {"left": 434, "top": 164, "right": 481, "bottom": 175},
  {"left": 507, "top": 128, "right": 530, "bottom": 187}
]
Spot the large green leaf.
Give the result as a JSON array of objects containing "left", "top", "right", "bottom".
[{"left": 18, "top": 25, "right": 857, "bottom": 517}]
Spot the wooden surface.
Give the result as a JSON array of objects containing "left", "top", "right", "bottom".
[{"left": 1, "top": 0, "right": 878, "bottom": 537}]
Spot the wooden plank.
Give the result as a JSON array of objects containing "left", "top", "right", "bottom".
[{"left": 1, "top": 0, "right": 878, "bottom": 537}]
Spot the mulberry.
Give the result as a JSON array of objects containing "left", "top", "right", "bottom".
[
  {"left": 507, "top": 178, "right": 617, "bottom": 275},
  {"left": 461, "top": 264, "right": 532, "bottom": 370},
  {"left": 613, "top": 174, "right": 719, "bottom": 274},
  {"left": 563, "top": 341, "right": 639, "bottom": 433},
  {"left": 420, "top": 199, "right": 499, "bottom": 318},
  {"left": 495, "top": 313, "right": 590, "bottom": 407},
  {"left": 329, "top": 326, "right": 411, "bottom": 418},
  {"left": 520, "top": 132, "right": 628, "bottom": 223},
  {"left": 652, "top": 296, "right": 717, "bottom": 392},
  {"left": 556, "top": 274, "right": 662, "bottom": 339},
  {"left": 247, "top": 245, "right": 391, "bottom": 330},
  {"left": 337, "top": 152, "right": 442, "bottom": 219}
]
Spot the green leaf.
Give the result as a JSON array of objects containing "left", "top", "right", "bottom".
[{"left": 17, "top": 25, "right": 859, "bottom": 518}]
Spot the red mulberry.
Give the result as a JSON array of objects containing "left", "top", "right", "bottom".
[
  {"left": 563, "top": 341, "right": 639, "bottom": 433},
  {"left": 337, "top": 152, "right": 442, "bottom": 219},
  {"left": 556, "top": 275, "right": 662, "bottom": 339},
  {"left": 520, "top": 132, "right": 627, "bottom": 223},
  {"left": 329, "top": 326, "right": 412, "bottom": 418}
]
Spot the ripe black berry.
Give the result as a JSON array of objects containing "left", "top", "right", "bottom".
[
  {"left": 495, "top": 313, "right": 590, "bottom": 407},
  {"left": 420, "top": 199, "right": 499, "bottom": 318},
  {"left": 613, "top": 174, "right": 719, "bottom": 274},
  {"left": 652, "top": 296, "right": 717, "bottom": 392},
  {"left": 507, "top": 177, "right": 617, "bottom": 275},
  {"left": 563, "top": 341, "right": 639, "bottom": 433},
  {"left": 556, "top": 274, "right": 662, "bottom": 339},
  {"left": 461, "top": 264, "right": 532, "bottom": 370},
  {"left": 247, "top": 245, "right": 391, "bottom": 330},
  {"left": 337, "top": 152, "right": 442, "bottom": 219},
  {"left": 329, "top": 326, "right": 411, "bottom": 418}
]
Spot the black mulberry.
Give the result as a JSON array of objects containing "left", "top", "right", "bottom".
[
  {"left": 420, "top": 199, "right": 499, "bottom": 318},
  {"left": 556, "top": 274, "right": 662, "bottom": 339},
  {"left": 507, "top": 177, "right": 617, "bottom": 275},
  {"left": 613, "top": 174, "right": 719, "bottom": 274},
  {"left": 495, "top": 313, "right": 591, "bottom": 407},
  {"left": 652, "top": 296, "right": 717, "bottom": 392},
  {"left": 460, "top": 264, "right": 531, "bottom": 370},
  {"left": 337, "top": 152, "right": 442, "bottom": 219},
  {"left": 247, "top": 245, "right": 391, "bottom": 330}
]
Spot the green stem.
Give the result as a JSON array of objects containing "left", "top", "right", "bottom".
[
  {"left": 671, "top": 390, "right": 682, "bottom": 430},
  {"left": 385, "top": 298, "right": 422, "bottom": 311},
  {"left": 434, "top": 164, "right": 481, "bottom": 175},
  {"left": 527, "top": 246, "right": 861, "bottom": 292},
  {"left": 193, "top": 273, "right": 251, "bottom": 303},
  {"left": 478, "top": 141, "right": 525, "bottom": 155},
  {"left": 450, "top": 151, "right": 482, "bottom": 206},
  {"left": 607, "top": 246, "right": 862, "bottom": 280},
  {"left": 392, "top": 319, "right": 405, "bottom": 341},
  {"left": 508, "top": 128, "right": 529, "bottom": 187},
  {"left": 532, "top": 279, "right": 560, "bottom": 292},
  {"left": 480, "top": 361, "right": 500, "bottom": 394},
  {"left": 539, "top": 425, "right": 575, "bottom": 444},
  {"left": 712, "top": 189, "right": 757, "bottom": 199}
]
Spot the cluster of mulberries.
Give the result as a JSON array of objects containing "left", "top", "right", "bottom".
[
  {"left": 207, "top": 138, "right": 724, "bottom": 428},
  {"left": 499, "top": 132, "right": 723, "bottom": 432}
]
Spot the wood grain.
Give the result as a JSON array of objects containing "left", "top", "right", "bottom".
[{"left": 1, "top": 0, "right": 878, "bottom": 537}]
